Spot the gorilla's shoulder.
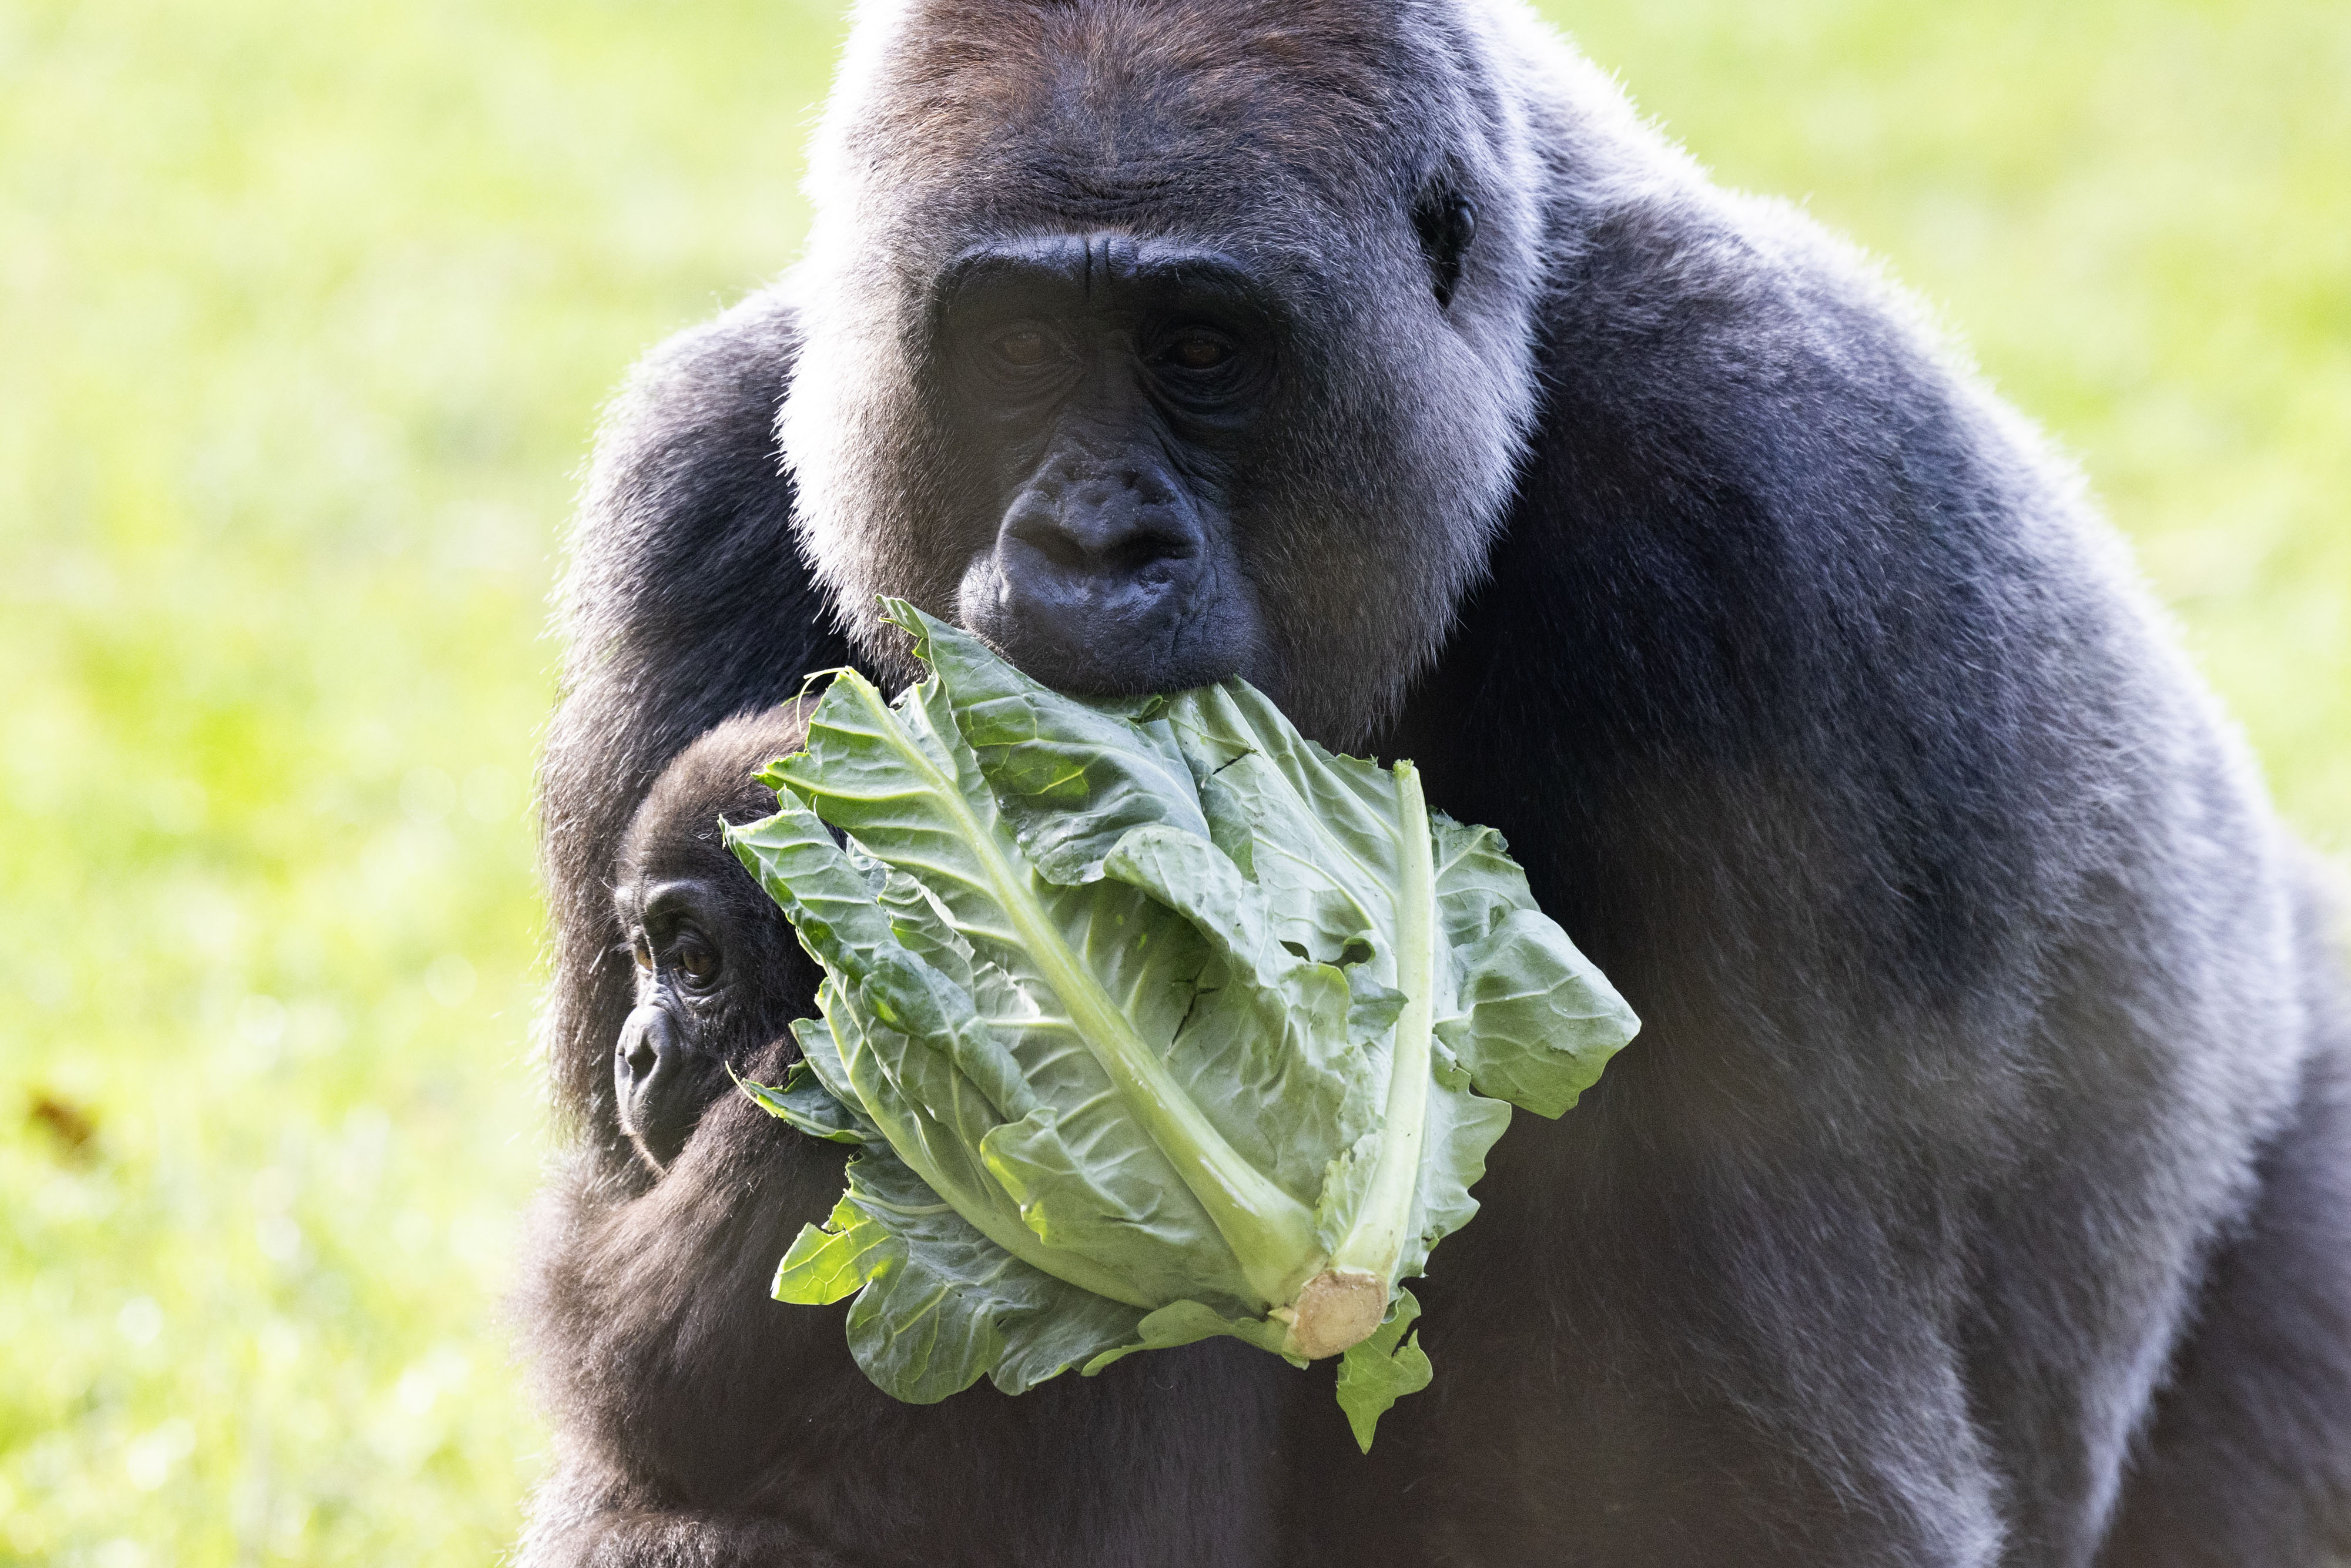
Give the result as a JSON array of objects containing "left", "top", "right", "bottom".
[
  {"left": 1526, "top": 140, "right": 2071, "bottom": 575},
  {"left": 1546, "top": 166, "right": 1965, "bottom": 414},
  {"left": 619, "top": 287, "right": 803, "bottom": 428},
  {"left": 584, "top": 287, "right": 803, "bottom": 528},
  {"left": 566, "top": 287, "right": 810, "bottom": 645}
]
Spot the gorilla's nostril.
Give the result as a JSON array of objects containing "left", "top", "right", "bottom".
[
  {"left": 1006, "top": 505, "right": 1194, "bottom": 581},
  {"left": 1000, "top": 451, "right": 1205, "bottom": 589},
  {"left": 624, "top": 1038, "right": 659, "bottom": 1081},
  {"left": 1108, "top": 532, "right": 1191, "bottom": 576},
  {"left": 1019, "top": 519, "right": 1091, "bottom": 573}
]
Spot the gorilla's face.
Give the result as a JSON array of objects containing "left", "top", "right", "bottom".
[
  {"left": 935, "top": 232, "right": 1281, "bottom": 701},
  {"left": 612, "top": 875, "right": 757, "bottom": 1171},
  {"left": 780, "top": 1, "right": 1549, "bottom": 747},
  {"left": 609, "top": 755, "right": 811, "bottom": 1174}
]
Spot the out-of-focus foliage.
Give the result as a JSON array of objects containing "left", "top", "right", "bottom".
[
  {"left": 0, "top": 0, "right": 847, "bottom": 1560},
  {"left": 0, "top": 0, "right": 2340, "bottom": 1561}
]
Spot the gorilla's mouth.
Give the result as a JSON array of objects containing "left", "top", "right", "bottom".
[{"left": 955, "top": 544, "right": 1270, "bottom": 705}]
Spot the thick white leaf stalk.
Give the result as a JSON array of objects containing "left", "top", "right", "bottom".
[{"left": 1281, "top": 761, "right": 1436, "bottom": 1359}]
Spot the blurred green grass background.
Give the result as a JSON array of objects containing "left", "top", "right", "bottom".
[{"left": 1, "top": 0, "right": 2343, "bottom": 1560}]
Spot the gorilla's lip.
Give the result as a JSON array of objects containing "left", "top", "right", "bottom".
[
  {"left": 959, "top": 591, "right": 1252, "bottom": 704},
  {"left": 955, "top": 571, "right": 1277, "bottom": 710},
  {"left": 1003, "top": 636, "right": 1245, "bottom": 702}
]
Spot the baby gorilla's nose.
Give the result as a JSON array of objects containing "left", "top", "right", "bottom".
[
  {"left": 614, "top": 1003, "right": 683, "bottom": 1150},
  {"left": 621, "top": 1027, "right": 661, "bottom": 1084}
]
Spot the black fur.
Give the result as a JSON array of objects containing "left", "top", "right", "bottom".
[
  {"left": 1412, "top": 190, "right": 1476, "bottom": 307},
  {"left": 523, "top": 2, "right": 2351, "bottom": 1563}
]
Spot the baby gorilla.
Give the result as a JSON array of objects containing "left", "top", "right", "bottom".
[
  {"left": 609, "top": 701, "right": 816, "bottom": 1173},
  {"left": 526, "top": 699, "right": 912, "bottom": 1566}
]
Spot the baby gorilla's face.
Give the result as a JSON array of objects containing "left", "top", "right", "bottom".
[
  {"left": 614, "top": 875, "right": 766, "bottom": 1169},
  {"left": 609, "top": 705, "right": 818, "bottom": 1173}
]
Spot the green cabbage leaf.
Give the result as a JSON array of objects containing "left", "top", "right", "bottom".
[{"left": 726, "top": 602, "right": 1637, "bottom": 1448}]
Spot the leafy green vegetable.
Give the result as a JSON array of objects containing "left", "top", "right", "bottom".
[
  {"left": 1334, "top": 1288, "right": 1435, "bottom": 1453},
  {"left": 726, "top": 601, "right": 1637, "bottom": 1445}
]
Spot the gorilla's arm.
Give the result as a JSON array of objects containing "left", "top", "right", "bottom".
[
  {"left": 523, "top": 1067, "right": 1302, "bottom": 1567},
  {"left": 541, "top": 290, "right": 855, "bottom": 1158},
  {"left": 526, "top": 297, "right": 873, "bottom": 1562}
]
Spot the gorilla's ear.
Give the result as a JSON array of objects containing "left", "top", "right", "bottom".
[{"left": 1411, "top": 185, "right": 1478, "bottom": 309}]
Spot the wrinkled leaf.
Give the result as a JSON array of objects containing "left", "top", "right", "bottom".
[
  {"left": 739, "top": 1058, "right": 874, "bottom": 1145},
  {"left": 1335, "top": 1287, "right": 1436, "bottom": 1452},
  {"left": 729, "top": 602, "right": 1639, "bottom": 1445},
  {"left": 773, "top": 1191, "right": 893, "bottom": 1305}
]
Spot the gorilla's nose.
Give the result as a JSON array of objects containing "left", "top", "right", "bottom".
[
  {"left": 1002, "top": 458, "right": 1201, "bottom": 595},
  {"left": 982, "top": 455, "right": 1211, "bottom": 692},
  {"left": 614, "top": 1003, "right": 680, "bottom": 1139}
]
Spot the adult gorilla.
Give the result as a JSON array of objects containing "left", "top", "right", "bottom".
[{"left": 524, "top": 1, "right": 2351, "bottom": 1563}]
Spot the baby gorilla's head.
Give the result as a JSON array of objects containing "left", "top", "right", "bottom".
[{"left": 610, "top": 702, "right": 816, "bottom": 1173}]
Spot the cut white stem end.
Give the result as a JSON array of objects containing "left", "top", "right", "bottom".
[{"left": 1278, "top": 1268, "right": 1388, "bottom": 1359}]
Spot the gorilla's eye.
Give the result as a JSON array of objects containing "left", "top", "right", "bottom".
[
  {"left": 631, "top": 937, "right": 652, "bottom": 972},
  {"left": 1165, "top": 333, "right": 1233, "bottom": 371},
  {"left": 992, "top": 327, "right": 1052, "bottom": 368},
  {"left": 672, "top": 937, "right": 721, "bottom": 989}
]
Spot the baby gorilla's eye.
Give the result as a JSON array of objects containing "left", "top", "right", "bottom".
[
  {"left": 672, "top": 938, "right": 721, "bottom": 989},
  {"left": 1165, "top": 333, "right": 1233, "bottom": 371},
  {"left": 992, "top": 327, "right": 1052, "bottom": 368},
  {"left": 631, "top": 937, "right": 652, "bottom": 972}
]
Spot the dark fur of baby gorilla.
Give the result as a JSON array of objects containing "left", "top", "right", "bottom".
[
  {"left": 522, "top": 703, "right": 856, "bottom": 1566},
  {"left": 523, "top": 2, "right": 2351, "bottom": 1564}
]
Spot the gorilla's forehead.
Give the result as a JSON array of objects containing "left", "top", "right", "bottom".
[
  {"left": 615, "top": 812, "right": 739, "bottom": 897},
  {"left": 835, "top": 0, "right": 1456, "bottom": 241}
]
